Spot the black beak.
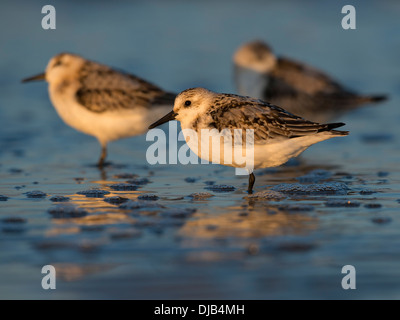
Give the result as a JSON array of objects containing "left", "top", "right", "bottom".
[
  {"left": 148, "top": 111, "right": 178, "bottom": 129},
  {"left": 21, "top": 73, "right": 46, "bottom": 83}
]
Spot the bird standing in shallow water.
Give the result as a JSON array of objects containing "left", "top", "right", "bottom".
[
  {"left": 23, "top": 53, "right": 175, "bottom": 167},
  {"left": 149, "top": 87, "right": 349, "bottom": 194},
  {"left": 233, "top": 40, "right": 387, "bottom": 123}
]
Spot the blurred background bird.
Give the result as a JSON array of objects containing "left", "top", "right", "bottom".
[
  {"left": 233, "top": 40, "right": 387, "bottom": 123},
  {"left": 23, "top": 53, "right": 175, "bottom": 167}
]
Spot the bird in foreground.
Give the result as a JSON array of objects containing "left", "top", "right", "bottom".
[
  {"left": 233, "top": 40, "right": 387, "bottom": 123},
  {"left": 22, "top": 53, "right": 175, "bottom": 167},
  {"left": 149, "top": 87, "right": 348, "bottom": 194}
]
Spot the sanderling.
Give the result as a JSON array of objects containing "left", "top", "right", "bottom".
[
  {"left": 149, "top": 87, "right": 348, "bottom": 194},
  {"left": 233, "top": 40, "right": 387, "bottom": 123},
  {"left": 22, "top": 53, "right": 175, "bottom": 167}
]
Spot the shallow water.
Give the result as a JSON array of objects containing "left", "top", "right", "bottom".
[{"left": 1, "top": 0, "right": 400, "bottom": 299}]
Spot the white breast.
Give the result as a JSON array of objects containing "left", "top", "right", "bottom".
[
  {"left": 234, "top": 66, "right": 269, "bottom": 99},
  {"left": 182, "top": 126, "right": 338, "bottom": 172}
]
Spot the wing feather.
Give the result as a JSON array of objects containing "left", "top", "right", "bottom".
[
  {"left": 75, "top": 62, "right": 175, "bottom": 113},
  {"left": 208, "top": 94, "right": 346, "bottom": 144},
  {"left": 273, "top": 57, "right": 349, "bottom": 95}
]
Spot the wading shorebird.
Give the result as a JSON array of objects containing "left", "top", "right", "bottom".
[
  {"left": 23, "top": 53, "right": 175, "bottom": 167},
  {"left": 149, "top": 87, "right": 348, "bottom": 194},
  {"left": 233, "top": 40, "right": 387, "bottom": 123}
]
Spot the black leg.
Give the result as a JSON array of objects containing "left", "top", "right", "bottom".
[
  {"left": 98, "top": 145, "right": 107, "bottom": 168},
  {"left": 248, "top": 172, "right": 255, "bottom": 194}
]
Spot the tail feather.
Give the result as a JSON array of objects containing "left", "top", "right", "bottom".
[
  {"left": 324, "top": 122, "right": 345, "bottom": 130},
  {"left": 319, "top": 122, "right": 348, "bottom": 136},
  {"left": 330, "top": 129, "right": 349, "bottom": 136},
  {"left": 363, "top": 94, "right": 388, "bottom": 103}
]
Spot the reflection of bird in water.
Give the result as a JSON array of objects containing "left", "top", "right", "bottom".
[
  {"left": 51, "top": 263, "right": 117, "bottom": 282},
  {"left": 47, "top": 183, "right": 138, "bottom": 230},
  {"left": 22, "top": 53, "right": 175, "bottom": 167},
  {"left": 178, "top": 203, "right": 317, "bottom": 240},
  {"left": 233, "top": 40, "right": 387, "bottom": 123}
]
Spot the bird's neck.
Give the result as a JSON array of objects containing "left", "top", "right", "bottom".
[{"left": 234, "top": 65, "right": 269, "bottom": 100}]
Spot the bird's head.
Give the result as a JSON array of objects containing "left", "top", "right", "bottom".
[
  {"left": 233, "top": 40, "right": 277, "bottom": 73},
  {"left": 22, "top": 53, "right": 85, "bottom": 85},
  {"left": 149, "top": 87, "right": 215, "bottom": 129}
]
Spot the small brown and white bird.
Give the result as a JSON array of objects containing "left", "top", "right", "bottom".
[
  {"left": 233, "top": 40, "right": 387, "bottom": 123},
  {"left": 149, "top": 87, "right": 348, "bottom": 194},
  {"left": 22, "top": 53, "right": 175, "bottom": 167}
]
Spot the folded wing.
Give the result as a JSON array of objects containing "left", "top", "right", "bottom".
[
  {"left": 75, "top": 62, "right": 175, "bottom": 113},
  {"left": 208, "top": 94, "right": 348, "bottom": 143}
]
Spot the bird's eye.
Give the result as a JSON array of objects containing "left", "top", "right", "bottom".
[
  {"left": 184, "top": 100, "right": 191, "bottom": 107},
  {"left": 53, "top": 60, "right": 62, "bottom": 67}
]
